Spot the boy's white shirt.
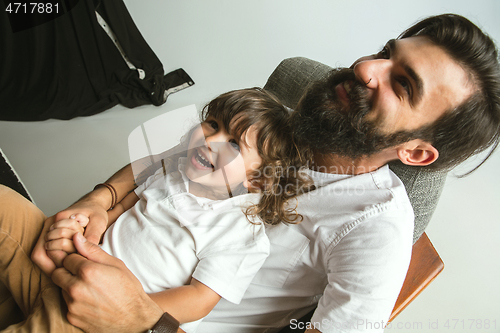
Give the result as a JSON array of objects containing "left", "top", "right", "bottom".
[{"left": 100, "top": 157, "right": 269, "bottom": 333}]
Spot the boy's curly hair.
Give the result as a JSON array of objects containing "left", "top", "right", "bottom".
[
  {"left": 201, "top": 87, "right": 315, "bottom": 225},
  {"left": 157, "top": 88, "right": 314, "bottom": 225}
]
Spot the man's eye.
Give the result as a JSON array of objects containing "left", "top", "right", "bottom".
[
  {"left": 229, "top": 140, "right": 240, "bottom": 152},
  {"left": 377, "top": 46, "right": 390, "bottom": 59},
  {"left": 398, "top": 78, "right": 411, "bottom": 96}
]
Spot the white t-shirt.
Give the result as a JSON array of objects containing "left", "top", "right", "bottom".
[
  {"left": 199, "top": 165, "right": 414, "bottom": 333},
  {"left": 100, "top": 158, "right": 269, "bottom": 332}
]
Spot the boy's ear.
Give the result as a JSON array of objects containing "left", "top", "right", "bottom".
[
  {"left": 242, "top": 178, "right": 262, "bottom": 192},
  {"left": 396, "top": 139, "right": 439, "bottom": 166}
]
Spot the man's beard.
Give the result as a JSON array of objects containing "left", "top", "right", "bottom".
[{"left": 292, "top": 68, "right": 418, "bottom": 160}]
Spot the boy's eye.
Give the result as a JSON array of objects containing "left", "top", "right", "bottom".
[
  {"left": 229, "top": 139, "right": 240, "bottom": 152},
  {"left": 207, "top": 120, "right": 218, "bottom": 130}
]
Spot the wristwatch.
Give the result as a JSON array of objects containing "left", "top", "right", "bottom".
[{"left": 147, "top": 312, "right": 180, "bottom": 333}]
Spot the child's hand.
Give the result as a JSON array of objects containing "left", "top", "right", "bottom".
[{"left": 45, "top": 213, "right": 89, "bottom": 267}]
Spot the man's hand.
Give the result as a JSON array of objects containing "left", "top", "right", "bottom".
[
  {"left": 52, "top": 233, "right": 164, "bottom": 333},
  {"left": 31, "top": 214, "right": 59, "bottom": 276},
  {"left": 32, "top": 213, "right": 88, "bottom": 277},
  {"left": 32, "top": 190, "right": 109, "bottom": 277},
  {"left": 54, "top": 190, "right": 110, "bottom": 245},
  {"left": 44, "top": 214, "right": 88, "bottom": 267}
]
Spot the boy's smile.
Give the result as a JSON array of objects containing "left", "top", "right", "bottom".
[{"left": 185, "top": 118, "right": 262, "bottom": 198}]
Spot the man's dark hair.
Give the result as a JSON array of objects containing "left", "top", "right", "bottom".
[{"left": 400, "top": 14, "right": 500, "bottom": 173}]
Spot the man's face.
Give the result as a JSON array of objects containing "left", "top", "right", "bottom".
[
  {"left": 350, "top": 36, "right": 473, "bottom": 133},
  {"left": 293, "top": 36, "right": 474, "bottom": 159}
]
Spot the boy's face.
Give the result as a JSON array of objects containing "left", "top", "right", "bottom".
[{"left": 185, "top": 117, "right": 261, "bottom": 197}]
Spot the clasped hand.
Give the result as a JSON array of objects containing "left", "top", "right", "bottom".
[
  {"left": 31, "top": 196, "right": 109, "bottom": 277},
  {"left": 44, "top": 213, "right": 89, "bottom": 267},
  {"left": 30, "top": 199, "right": 165, "bottom": 333}
]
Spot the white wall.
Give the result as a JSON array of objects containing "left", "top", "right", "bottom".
[{"left": 1, "top": 1, "right": 499, "bottom": 332}]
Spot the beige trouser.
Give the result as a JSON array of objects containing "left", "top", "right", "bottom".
[{"left": 0, "top": 185, "right": 82, "bottom": 333}]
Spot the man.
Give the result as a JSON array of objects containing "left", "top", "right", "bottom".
[{"left": 2, "top": 14, "right": 500, "bottom": 333}]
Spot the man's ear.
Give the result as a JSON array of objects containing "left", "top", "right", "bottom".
[{"left": 396, "top": 140, "right": 439, "bottom": 166}]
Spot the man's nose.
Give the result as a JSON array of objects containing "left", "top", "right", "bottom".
[{"left": 353, "top": 58, "right": 392, "bottom": 92}]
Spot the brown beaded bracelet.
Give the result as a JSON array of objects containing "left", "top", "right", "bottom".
[{"left": 93, "top": 183, "right": 118, "bottom": 210}]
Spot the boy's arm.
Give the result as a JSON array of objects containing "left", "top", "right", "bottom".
[
  {"left": 149, "top": 278, "right": 221, "bottom": 324},
  {"left": 57, "top": 154, "right": 165, "bottom": 243},
  {"left": 64, "top": 164, "right": 138, "bottom": 244},
  {"left": 107, "top": 191, "right": 140, "bottom": 225},
  {"left": 42, "top": 163, "right": 137, "bottom": 249}
]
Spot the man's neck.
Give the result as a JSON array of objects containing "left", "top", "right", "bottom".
[{"left": 312, "top": 150, "right": 397, "bottom": 175}]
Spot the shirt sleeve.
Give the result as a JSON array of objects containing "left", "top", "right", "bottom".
[
  {"left": 310, "top": 209, "right": 414, "bottom": 333},
  {"left": 134, "top": 166, "right": 165, "bottom": 197},
  {"left": 191, "top": 211, "right": 270, "bottom": 305}
]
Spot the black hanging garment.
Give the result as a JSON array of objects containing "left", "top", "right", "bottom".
[{"left": 0, "top": 0, "right": 194, "bottom": 121}]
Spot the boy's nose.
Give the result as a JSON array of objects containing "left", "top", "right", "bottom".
[{"left": 205, "top": 132, "right": 231, "bottom": 152}]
